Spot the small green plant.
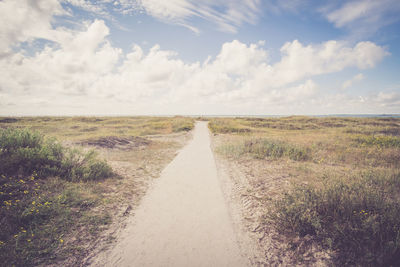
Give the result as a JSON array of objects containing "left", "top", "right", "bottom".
[
  {"left": 218, "top": 138, "right": 310, "bottom": 161},
  {"left": 243, "top": 139, "right": 310, "bottom": 161},
  {"left": 353, "top": 135, "right": 400, "bottom": 148},
  {"left": 209, "top": 119, "right": 251, "bottom": 134},
  {"left": 172, "top": 121, "right": 194, "bottom": 132},
  {"left": 0, "top": 174, "right": 107, "bottom": 266},
  {"left": 269, "top": 171, "right": 400, "bottom": 266},
  {"left": 0, "top": 128, "right": 112, "bottom": 181},
  {"left": 0, "top": 128, "right": 114, "bottom": 265}
]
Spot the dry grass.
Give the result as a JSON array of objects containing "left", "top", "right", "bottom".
[
  {"left": 0, "top": 116, "right": 195, "bottom": 141},
  {"left": 0, "top": 116, "right": 194, "bottom": 266},
  {"left": 210, "top": 116, "right": 400, "bottom": 265}
]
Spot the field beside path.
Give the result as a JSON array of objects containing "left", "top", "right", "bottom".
[
  {"left": 209, "top": 116, "right": 400, "bottom": 266},
  {"left": 2, "top": 115, "right": 400, "bottom": 266},
  {"left": 0, "top": 116, "right": 194, "bottom": 266}
]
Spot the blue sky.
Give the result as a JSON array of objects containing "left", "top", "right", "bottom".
[{"left": 0, "top": 0, "right": 399, "bottom": 115}]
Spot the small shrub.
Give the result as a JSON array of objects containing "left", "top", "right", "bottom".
[
  {"left": 243, "top": 138, "right": 310, "bottom": 161},
  {"left": 0, "top": 128, "right": 112, "bottom": 181},
  {"left": 269, "top": 171, "right": 400, "bottom": 265},
  {"left": 172, "top": 121, "right": 194, "bottom": 132},
  {"left": 61, "top": 149, "right": 112, "bottom": 182}
]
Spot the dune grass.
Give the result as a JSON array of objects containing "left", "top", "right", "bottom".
[
  {"left": 211, "top": 116, "right": 400, "bottom": 265},
  {"left": 0, "top": 116, "right": 194, "bottom": 265},
  {"left": 0, "top": 116, "right": 195, "bottom": 141}
]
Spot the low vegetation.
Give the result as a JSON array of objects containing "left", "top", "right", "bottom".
[
  {"left": 218, "top": 138, "right": 310, "bottom": 161},
  {"left": 270, "top": 170, "right": 400, "bottom": 266},
  {"left": 0, "top": 128, "right": 112, "bottom": 181},
  {"left": 211, "top": 116, "right": 400, "bottom": 265},
  {"left": 0, "top": 128, "right": 113, "bottom": 265},
  {"left": 0, "top": 116, "right": 194, "bottom": 265},
  {"left": 0, "top": 116, "right": 195, "bottom": 141}
]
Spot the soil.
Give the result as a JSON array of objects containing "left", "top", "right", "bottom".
[
  {"left": 55, "top": 131, "right": 192, "bottom": 266},
  {"left": 89, "top": 122, "right": 248, "bottom": 267},
  {"left": 211, "top": 134, "right": 332, "bottom": 266},
  {"left": 79, "top": 136, "right": 151, "bottom": 149}
]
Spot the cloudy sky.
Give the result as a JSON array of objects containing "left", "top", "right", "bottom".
[{"left": 1, "top": 0, "right": 400, "bottom": 115}]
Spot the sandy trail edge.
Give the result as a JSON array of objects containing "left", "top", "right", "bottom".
[{"left": 90, "top": 121, "right": 248, "bottom": 267}]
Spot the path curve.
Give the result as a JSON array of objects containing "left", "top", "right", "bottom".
[{"left": 100, "top": 121, "right": 248, "bottom": 267}]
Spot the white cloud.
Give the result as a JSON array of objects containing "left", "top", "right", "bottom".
[
  {"left": 0, "top": 0, "right": 65, "bottom": 55},
  {"left": 113, "top": 0, "right": 262, "bottom": 33},
  {"left": 0, "top": 29, "right": 389, "bottom": 115},
  {"left": 323, "top": 0, "right": 400, "bottom": 36},
  {"left": 342, "top": 73, "right": 364, "bottom": 89},
  {"left": 374, "top": 92, "right": 400, "bottom": 107},
  {"left": 0, "top": 1, "right": 393, "bottom": 115},
  {"left": 264, "top": 40, "right": 387, "bottom": 88}
]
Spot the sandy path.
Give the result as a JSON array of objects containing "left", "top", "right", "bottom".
[{"left": 99, "top": 121, "right": 248, "bottom": 267}]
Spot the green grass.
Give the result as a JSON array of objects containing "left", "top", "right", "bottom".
[
  {"left": 0, "top": 116, "right": 195, "bottom": 141},
  {"left": 0, "top": 128, "right": 114, "bottom": 265},
  {"left": 0, "top": 116, "right": 195, "bottom": 265},
  {"left": 0, "top": 128, "right": 112, "bottom": 181},
  {"left": 212, "top": 116, "right": 400, "bottom": 265},
  {"left": 353, "top": 135, "right": 400, "bottom": 148},
  {"left": 218, "top": 138, "right": 310, "bottom": 161},
  {"left": 268, "top": 171, "right": 400, "bottom": 266},
  {"left": 0, "top": 174, "right": 111, "bottom": 266}
]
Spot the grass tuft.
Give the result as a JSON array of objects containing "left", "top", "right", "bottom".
[
  {"left": 0, "top": 128, "right": 112, "bottom": 181},
  {"left": 268, "top": 171, "right": 400, "bottom": 266},
  {"left": 218, "top": 138, "right": 310, "bottom": 161}
]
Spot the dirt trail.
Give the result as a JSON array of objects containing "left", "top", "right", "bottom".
[{"left": 94, "top": 121, "right": 248, "bottom": 267}]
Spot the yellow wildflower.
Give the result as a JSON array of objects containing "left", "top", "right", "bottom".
[{"left": 60, "top": 239, "right": 64, "bottom": 243}]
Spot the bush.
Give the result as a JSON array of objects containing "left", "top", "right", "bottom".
[
  {"left": 269, "top": 171, "right": 400, "bottom": 265},
  {"left": 0, "top": 128, "right": 112, "bottom": 181},
  {"left": 172, "top": 122, "right": 194, "bottom": 132},
  {"left": 61, "top": 149, "right": 112, "bottom": 182},
  {"left": 243, "top": 138, "right": 310, "bottom": 161}
]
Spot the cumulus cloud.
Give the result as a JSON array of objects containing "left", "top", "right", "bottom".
[
  {"left": 342, "top": 73, "right": 364, "bottom": 89},
  {"left": 0, "top": 0, "right": 66, "bottom": 55},
  {"left": 0, "top": 0, "right": 394, "bottom": 115},
  {"left": 0, "top": 25, "right": 389, "bottom": 115}
]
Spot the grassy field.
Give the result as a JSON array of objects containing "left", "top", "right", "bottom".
[
  {"left": 0, "top": 116, "right": 194, "bottom": 141},
  {"left": 0, "top": 116, "right": 194, "bottom": 266},
  {"left": 209, "top": 116, "right": 400, "bottom": 266}
]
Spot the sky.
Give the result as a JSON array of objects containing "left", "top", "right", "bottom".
[{"left": 0, "top": 0, "right": 400, "bottom": 116}]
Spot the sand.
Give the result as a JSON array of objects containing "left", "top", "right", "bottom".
[{"left": 94, "top": 121, "right": 248, "bottom": 267}]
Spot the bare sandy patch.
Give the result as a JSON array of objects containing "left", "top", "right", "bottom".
[
  {"left": 211, "top": 134, "right": 332, "bottom": 266},
  {"left": 54, "top": 131, "right": 192, "bottom": 266}
]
